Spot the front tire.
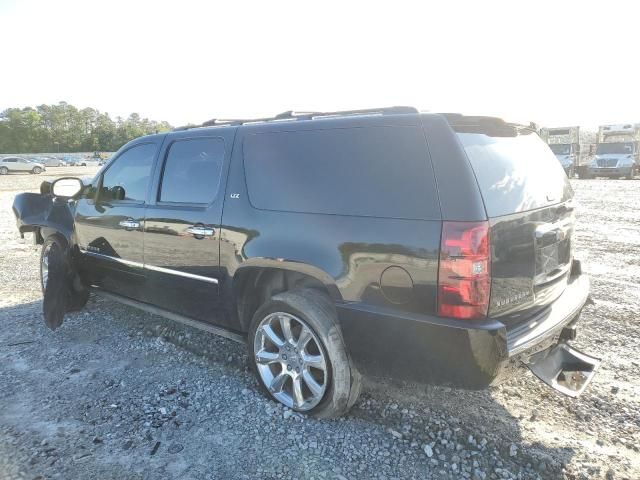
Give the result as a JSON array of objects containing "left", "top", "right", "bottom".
[
  {"left": 40, "top": 236, "right": 89, "bottom": 330},
  {"left": 248, "top": 289, "right": 361, "bottom": 418},
  {"left": 32, "top": 166, "right": 42, "bottom": 174},
  {"left": 0, "top": 166, "right": 8, "bottom": 175}
]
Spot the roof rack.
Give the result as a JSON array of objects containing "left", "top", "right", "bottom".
[{"left": 173, "top": 106, "right": 419, "bottom": 131}]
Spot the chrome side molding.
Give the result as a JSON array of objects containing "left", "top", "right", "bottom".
[
  {"left": 145, "top": 264, "right": 219, "bottom": 284},
  {"left": 79, "top": 248, "right": 219, "bottom": 284}
]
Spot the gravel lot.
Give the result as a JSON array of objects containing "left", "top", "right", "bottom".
[{"left": 1, "top": 168, "right": 639, "bottom": 480}]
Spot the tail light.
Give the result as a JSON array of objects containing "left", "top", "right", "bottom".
[{"left": 437, "top": 221, "right": 491, "bottom": 320}]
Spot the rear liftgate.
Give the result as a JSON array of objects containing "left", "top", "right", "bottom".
[{"left": 526, "top": 343, "right": 601, "bottom": 397}]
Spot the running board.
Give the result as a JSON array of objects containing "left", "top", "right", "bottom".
[
  {"left": 526, "top": 343, "right": 601, "bottom": 397},
  {"left": 90, "top": 287, "right": 246, "bottom": 344}
]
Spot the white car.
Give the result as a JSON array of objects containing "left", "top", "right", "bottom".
[
  {"left": 77, "top": 158, "right": 101, "bottom": 167},
  {"left": 33, "top": 156, "right": 67, "bottom": 167},
  {"left": 0, "top": 157, "right": 46, "bottom": 175}
]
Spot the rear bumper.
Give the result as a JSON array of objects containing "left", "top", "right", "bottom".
[{"left": 337, "top": 260, "right": 590, "bottom": 389}]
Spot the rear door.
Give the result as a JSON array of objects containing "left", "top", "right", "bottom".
[
  {"left": 75, "top": 139, "right": 162, "bottom": 300},
  {"left": 453, "top": 121, "right": 575, "bottom": 321},
  {"left": 1, "top": 158, "right": 17, "bottom": 171},
  {"left": 142, "top": 128, "right": 234, "bottom": 327}
]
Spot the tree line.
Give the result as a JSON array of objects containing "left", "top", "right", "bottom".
[{"left": 0, "top": 102, "right": 173, "bottom": 153}]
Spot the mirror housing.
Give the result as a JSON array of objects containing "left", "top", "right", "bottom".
[
  {"left": 40, "top": 180, "right": 52, "bottom": 195},
  {"left": 51, "top": 177, "right": 84, "bottom": 199},
  {"left": 111, "top": 185, "right": 126, "bottom": 201}
]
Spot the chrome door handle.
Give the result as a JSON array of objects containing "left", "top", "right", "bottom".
[
  {"left": 118, "top": 218, "right": 140, "bottom": 230},
  {"left": 186, "top": 225, "right": 215, "bottom": 237}
]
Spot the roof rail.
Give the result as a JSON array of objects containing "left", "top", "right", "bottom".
[{"left": 173, "top": 106, "right": 418, "bottom": 131}]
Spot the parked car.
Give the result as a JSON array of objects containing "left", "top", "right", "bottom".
[
  {"left": 0, "top": 156, "right": 46, "bottom": 174},
  {"left": 12, "top": 107, "right": 600, "bottom": 418},
  {"left": 31, "top": 156, "right": 66, "bottom": 167},
  {"left": 77, "top": 158, "right": 101, "bottom": 167}
]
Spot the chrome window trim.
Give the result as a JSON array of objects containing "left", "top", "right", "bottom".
[{"left": 79, "top": 248, "right": 219, "bottom": 284}]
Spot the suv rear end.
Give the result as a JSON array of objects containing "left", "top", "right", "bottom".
[{"left": 339, "top": 113, "right": 596, "bottom": 395}]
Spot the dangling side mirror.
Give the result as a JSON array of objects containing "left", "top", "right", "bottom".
[{"left": 51, "top": 177, "right": 84, "bottom": 199}]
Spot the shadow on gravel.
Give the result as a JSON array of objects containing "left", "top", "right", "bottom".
[{"left": 1, "top": 298, "right": 576, "bottom": 479}]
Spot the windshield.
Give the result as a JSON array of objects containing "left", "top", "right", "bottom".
[
  {"left": 455, "top": 126, "right": 572, "bottom": 217},
  {"left": 596, "top": 143, "right": 634, "bottom": 155},
  {"left": 549, "top": 144, "right": 571, "bottom": 155}
]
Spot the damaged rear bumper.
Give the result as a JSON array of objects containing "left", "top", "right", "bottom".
[
  {"left": 526, "top": 343, "right": 601, "bottom": 397},
  {"left": 337, "top": 261, "right": 599, "bottom": 397}
]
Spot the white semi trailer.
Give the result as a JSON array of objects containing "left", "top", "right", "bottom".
[
  {"left": 589, "top": 123, "right": 640, "bottom": 179},
  {"left": 539, "top": 126, "right": 581, "bottom": 177}
]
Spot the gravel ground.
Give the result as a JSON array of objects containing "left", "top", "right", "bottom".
[{"left": 1, "top": 169, "right": 639, "bottom": 480}]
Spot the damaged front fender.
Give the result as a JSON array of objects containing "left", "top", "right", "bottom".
[
  {"left": 12, "top": 191, "right": 76, "bottom": 245},
  {"left": 13, "top": 190, "right": 89, "bottom": 329}
]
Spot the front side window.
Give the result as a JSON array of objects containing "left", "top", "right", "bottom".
[
  {"left": 100, "top": 143, "right": 156, "bottom": 202},
  {"left": 159, "top": 137, "right": 225, "bottom": 204}
]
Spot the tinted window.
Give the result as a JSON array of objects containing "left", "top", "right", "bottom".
[
  {"left": 101, "top": 143, "right": 156, "bottom": 202},
  {"left": 160, "top": 137, "right": 225, "bottom": 204},
  {"left": 243, "top": 126, "right": 439, "bottom": 219},
  {"left": 455, "top": 127, "right": 572, "bottom": 218}
]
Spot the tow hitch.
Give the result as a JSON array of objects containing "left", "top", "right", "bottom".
[{"left": 527, "top": 343, "right": 601, "bottom": 397}]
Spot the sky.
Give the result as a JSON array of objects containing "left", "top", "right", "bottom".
[{"left": 0, "top": 0, "right": 638, "bottom": 128}]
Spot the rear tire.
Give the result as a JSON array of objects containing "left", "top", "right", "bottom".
[
  {"left": 0, "top": 166, "right": 8, "bottom": 175},
  {"left": 248, "top": 289, "right": 361, "bottom": 418}
]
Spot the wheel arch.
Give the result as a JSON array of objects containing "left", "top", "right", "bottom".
[{"left": 232, "top": 261, "right": 342, "bottom": 333}]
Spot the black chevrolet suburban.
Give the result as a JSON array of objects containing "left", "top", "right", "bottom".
[{"left": 13, "top": 107, "right": 600, "bottom": 418}]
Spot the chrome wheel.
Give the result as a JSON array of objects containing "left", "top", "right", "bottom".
[
  {"left": 41, "top": 243, "right": 52, "bottom": 291},
  {"left": 254, "top": 312, "right": 328, "bottom": 411}
]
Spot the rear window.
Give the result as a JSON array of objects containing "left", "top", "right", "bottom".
[
  {"left": 455, "top": 126, "right": 572, "bottom": 218},
  {"left": 243, "top": 126, "right": 440, "bottom": 219}
]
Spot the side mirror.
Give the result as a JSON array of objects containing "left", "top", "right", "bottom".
[
  {"left": 51, "top": 177, "right": 84, "bottom": 199},
  {"left": 40, "top": 181, "right": 52, "bottom": 195},
  {"left": 111, "top": 186, "right": 126, "bottom": 201}
]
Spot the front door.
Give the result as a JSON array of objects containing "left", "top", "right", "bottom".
[
  {"left": 75, "top": 140, "right": 161, "bottom": 300},
  {"left": 142, "top": 131, "right": 232, "bottom": 327}
]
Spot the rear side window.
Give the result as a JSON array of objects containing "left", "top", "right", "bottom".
[
  {"left": 243, "top": 126, "right": 439, "bottom": 219},
  {"left": 160, "top": 137, "right": 225, "bottom": 204},
  {"left": 455, "top": 127, "right": 572, "bottom": 218}
]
